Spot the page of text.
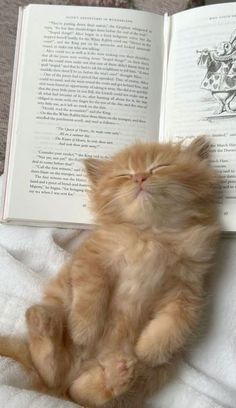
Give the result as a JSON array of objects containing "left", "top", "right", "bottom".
[
  {"left": 163, "top": 3, "right": 236, "bottom": 232},
  {"left": 5, "top": 5, "right": 164, "bottom": 225}
]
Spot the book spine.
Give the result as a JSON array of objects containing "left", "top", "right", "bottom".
[
  {"left": 159, "top": 13, "right": 171, "bottom": 142},
  {"left": 1, "top": 7, "right": 25, "bottom": 221}
]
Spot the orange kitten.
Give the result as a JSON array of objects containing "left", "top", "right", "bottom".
[{"left": 0, "top": 137, "right": 220, "bottom": 407}]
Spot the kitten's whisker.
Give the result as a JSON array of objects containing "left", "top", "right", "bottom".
[{"left": 96, "top": 187, "right": 135, "bottom": 214}]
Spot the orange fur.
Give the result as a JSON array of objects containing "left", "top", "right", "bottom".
[{"left": 0, "top": 137, "right": 220, "bottom": 407}]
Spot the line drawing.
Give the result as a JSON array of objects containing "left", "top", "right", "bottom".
[{"left": 197, "top": 29, "right": 236, "bottom": 116}]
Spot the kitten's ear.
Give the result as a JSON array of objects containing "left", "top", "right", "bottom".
[
  {"left": 186, "top": 136, "right": 210, "bottom": 160},
  {"left": 83, "top": 158, "right": 108, "bottom": 184}
]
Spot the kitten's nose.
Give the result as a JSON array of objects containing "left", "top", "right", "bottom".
[{"left": 133, "top": 173, "right": 148, "bottom": 184}]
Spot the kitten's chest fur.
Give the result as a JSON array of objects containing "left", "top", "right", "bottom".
[{"left": 103, "top": 226, "right": 171, "bottom": 314}]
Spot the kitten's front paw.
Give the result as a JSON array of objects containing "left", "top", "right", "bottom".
[
  {"left": 26, "top": 304, "right": 63, "bottom": 339},
  {"left": 135, "top": 335, "right": 169, "bottom": 367}
]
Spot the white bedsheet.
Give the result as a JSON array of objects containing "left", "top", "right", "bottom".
[{"left": 0, "top": 187, "right": 236, "bottom": 407}]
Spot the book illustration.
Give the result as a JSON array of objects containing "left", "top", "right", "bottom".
[{"left": 197, "top": 29, "right": 236, "bottom": 116}]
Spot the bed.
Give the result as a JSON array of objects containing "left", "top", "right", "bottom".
[{"left": 0, "top": 176, "right": 235, "bottom": 408}]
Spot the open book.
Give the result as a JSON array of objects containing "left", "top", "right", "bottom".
[{"left": 2, "top": 3, "right": 236, "bottom": 232}]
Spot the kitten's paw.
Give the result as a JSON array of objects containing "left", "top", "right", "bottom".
[
  {"left": 101, "top": 355, "right": 137, "bottom": 397},
  {"left": 69, "top": 365, "right": 113, "bottom": 406},
  {"left": 135, "top": 336, "right": 168, "bottom": 367},
  {"left": 69, "top": 356, "right": 137, "bottom": 406},
  {"left": 26, "top": 304, "right": 63, "bottom": 339}
]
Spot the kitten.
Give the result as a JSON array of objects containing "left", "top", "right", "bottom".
[{"left": 0, "top": 137, "right": 220, "bottom": 407}]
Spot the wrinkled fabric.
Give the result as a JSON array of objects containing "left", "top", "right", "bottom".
[{"left": 0, "top": 181, "right": 236, "bottom": 407}]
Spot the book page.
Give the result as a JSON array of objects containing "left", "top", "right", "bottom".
[
  {"left": 162, "top": 3, "right": 236, "bottom": 232},
  {"left": 4, "top": 5, "right": 164, "bottom": 225}
]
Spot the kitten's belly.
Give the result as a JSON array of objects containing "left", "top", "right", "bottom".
[
  {"left": 102, "top": 278, "right": 157, "bottom": 349},
  {"left": 83, "top": 225, "right": 169, "bottom": 345},
  {"left": 107, "top": 230, "right": 165, "bottom": 328},
  {"left": 111, "top": 233, "right": 164, "bottom": 302}
]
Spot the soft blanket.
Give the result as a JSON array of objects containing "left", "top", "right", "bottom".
[{"left": 0, "top": 180, "right": 236, "bottom": 407}]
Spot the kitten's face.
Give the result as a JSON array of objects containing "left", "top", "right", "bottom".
[{"left": 84, "top": 137, "right": 218, "bottom": 227}]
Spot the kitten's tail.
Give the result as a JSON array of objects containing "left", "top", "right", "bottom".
[
  {"left": 0, "top": 335, "right": 62, "bottom": 395},
  {"left": 0, "top": 335, "right": 34, "bottom": 374}
]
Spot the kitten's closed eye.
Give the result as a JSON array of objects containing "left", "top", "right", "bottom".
[
  {"left": 114, "top": 173, "right": 132, "bottom": 179},
  {"left": 149, "top": 164, "right": 170, "bottom": 173},
  {"left": 114, "top": 164, "right": 170, "bottom": 179}
]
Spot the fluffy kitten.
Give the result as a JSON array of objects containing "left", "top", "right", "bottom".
[{"left": 0, "top": 137, "right": 220, "bottom": 407}]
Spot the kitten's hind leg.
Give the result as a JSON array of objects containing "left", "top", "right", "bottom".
[
  {"left": 101, "top": 354, "right": 137, "bottom": 397},
  {"left": 69, "top": 354, "right": 137, "bottom": 407},
  {"left": 26, "top": 304, "right": 71, "bottom": 389}
]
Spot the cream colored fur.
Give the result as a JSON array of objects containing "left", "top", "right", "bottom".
[{"left": 0, "top": 137, "right": 220, "bottom": 407}]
